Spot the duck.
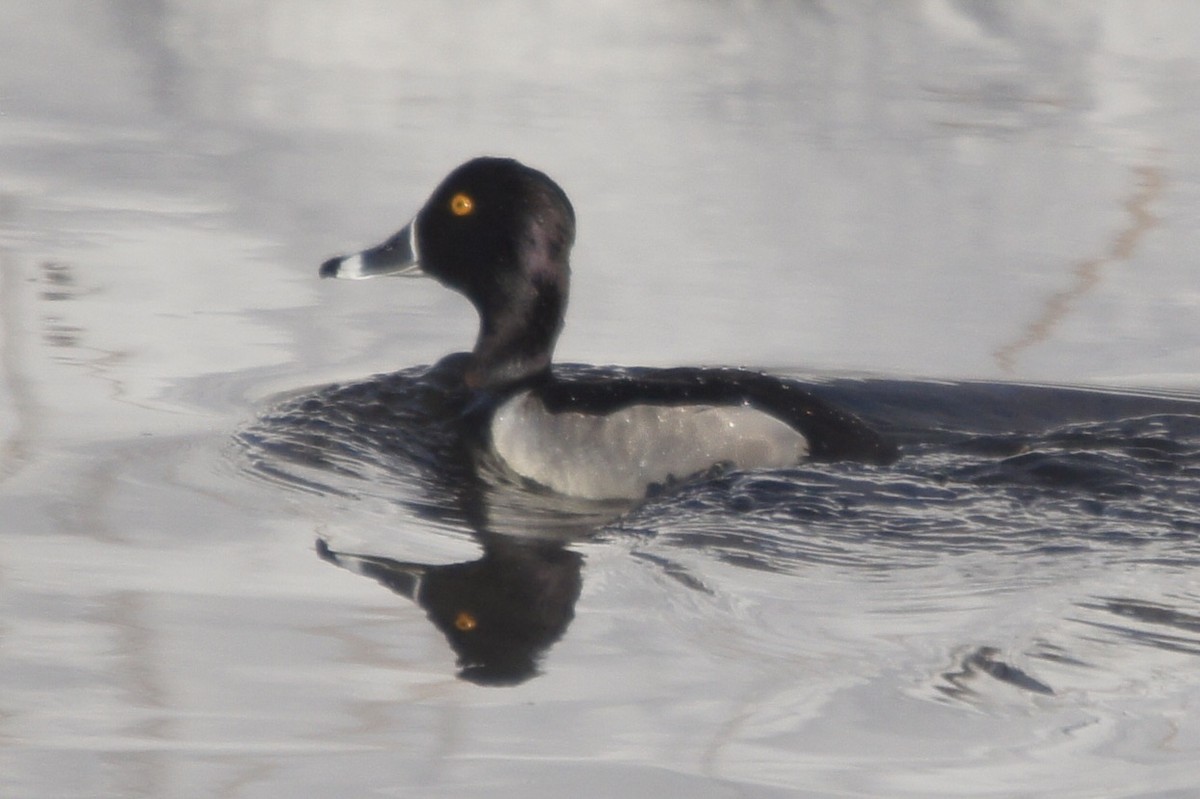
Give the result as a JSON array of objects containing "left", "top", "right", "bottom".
[{"left": 319, "top": 157, "right": 897, "bottom": 500}]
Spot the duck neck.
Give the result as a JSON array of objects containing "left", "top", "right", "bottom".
[{"left": 466, "top": 273, "right": 566, "bottom": 390}]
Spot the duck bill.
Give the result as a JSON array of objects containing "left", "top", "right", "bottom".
[
  {"left": 319, "top": 218, "right": 425, "bottom": 280},
  {"left": 316, "top": 539, "right": 425, "bottom": 601}
]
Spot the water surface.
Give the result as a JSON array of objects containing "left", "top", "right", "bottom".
[{"left": 3, "top": 3, "right": 1200, "bottom": 797}]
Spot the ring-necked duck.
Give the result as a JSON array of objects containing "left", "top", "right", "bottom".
[{"left": 320, "top": 157, "right": 896, "bottom": 499}]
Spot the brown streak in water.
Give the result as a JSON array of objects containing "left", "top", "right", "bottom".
[{"left": 994, "top": 164, "right": 1163, "bottom": 373}]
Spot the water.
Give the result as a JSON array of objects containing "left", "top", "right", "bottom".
[{"left": 3, "top": 2, "right": 1200, "bottom": 797}]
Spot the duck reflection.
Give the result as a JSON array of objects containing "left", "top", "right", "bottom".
[
  {"left": 243, "top": 359, "right": 634, "bottom": 685},
  {"left": 316, "top": 531, "right": 584, "bottom": 686}
]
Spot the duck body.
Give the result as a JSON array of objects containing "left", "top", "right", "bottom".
[{"left": 320, "top": 157, "right": 896, "bottom": 500}]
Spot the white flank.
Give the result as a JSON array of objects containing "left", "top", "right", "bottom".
[{"left": 490, "top": 390, "right": 808, "bottom": 500}]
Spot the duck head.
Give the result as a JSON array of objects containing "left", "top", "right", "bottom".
[{"left": 321, "top": 157, "right": 576, "bottom": 390}]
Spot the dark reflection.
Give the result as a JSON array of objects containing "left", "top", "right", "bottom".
[
  {"left": 936, "top": 645, "right": 1054, "bottom": 700},
  {"left": 38, "top": 261, "right": 77, "bottom": 301},
  {"left": 1074, "top": 596, "right": 1200, "bottom": 657},
  {"left": 38, "top": 262, "right": 85, "bottom": 349},
  {"left": 317, "top": 534, "right": 582, "bottom": 685}
]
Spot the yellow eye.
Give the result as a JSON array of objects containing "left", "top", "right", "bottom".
[
  {"left": 449, "top": 193, "right": 474, "bottom": 216},
  {"left": 454, "top": 611, "right": 477, "bottom": 631}
]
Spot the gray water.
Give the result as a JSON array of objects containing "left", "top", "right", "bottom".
[{"left": 3, "top": 3, "right": 1200, "bottom": 797}]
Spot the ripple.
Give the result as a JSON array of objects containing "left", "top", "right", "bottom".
[{"left": 238, "top": 371, "right": 1200, "bottom": 571}]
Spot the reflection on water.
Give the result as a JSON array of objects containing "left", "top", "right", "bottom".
[
  {"left": 318, "top": 535, "right": 582, "bottom": 685},
  {"left": 936, "top": 645, "right": 1054, "bottom": 700},
  {"left": 1076, "top": 595, "right": 1200, "bottom": 657},
  {"left": 38, "top": 262, "right": 85, "bottom": 349},
  {"left": 5, "top": 1, "right": 1200, "bottom": 796}
]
